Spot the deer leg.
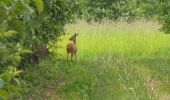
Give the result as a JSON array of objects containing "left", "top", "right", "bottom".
[
  {"left": 67, "top": 50, "right": 70, "bottom": 61},
  {"left": 67, "top": 53, "right": 69, "bottom": 61},
  {"left": 71, "top": 53, "right": 73, "bottom": 61},
  {"left": 75, "top": 53, "right": 77, "bottom": 61}
]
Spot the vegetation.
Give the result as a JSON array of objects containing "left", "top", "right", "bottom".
[
  {"left": 0, "top": 0, "right": 169, "bottom": 99},
  {"left": 81, "top": 0, "right": 170, "bottom": 34},
  {"left": 23, "top": 21, "right": 170, "bottom": 99}
]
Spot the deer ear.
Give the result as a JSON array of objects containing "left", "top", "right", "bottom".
[{"left": 76, "top": 33, "right": 79, "bottom": 36}]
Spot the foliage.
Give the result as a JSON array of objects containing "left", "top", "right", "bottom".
[
  {"left": 0, "top": 66, "right": 22, "bottom": 99},
  {"left": 0, "top": 1, "right": 32, "bottom": 98},
  {"left": 0, "top": 0, "right": 82, "bottom": 98},
  {"left": 81, "top": 0, "right": 143, "bottom": 22}
]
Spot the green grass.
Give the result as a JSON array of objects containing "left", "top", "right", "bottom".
[{"left": 23, "top": 21, "right": 170, "bottom": 100}]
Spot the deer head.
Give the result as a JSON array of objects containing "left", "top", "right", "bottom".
[{"left": 69, "top": 33, "right": 79, "bottom": 44}]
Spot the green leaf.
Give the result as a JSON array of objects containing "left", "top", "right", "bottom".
[
  {"left": 4, "top": 30, "right": 17, "bottom": 37},
  {"left": 13, "top": 70, "right": 23, "bottom": 77},
  {"left": 12, "top": 55, "right": 22, "bottom": 66},
  {"left": 34, "top": 0, "right": 44, "bottom": 13},
  {"left": 19, "top": 50, "right": 33, "bottom": 54}
]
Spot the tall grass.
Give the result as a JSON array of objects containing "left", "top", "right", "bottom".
[{"left": 59, "top": 20, "right": 170, "bottom": 58}]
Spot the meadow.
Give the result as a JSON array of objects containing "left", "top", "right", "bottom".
[{"left": 23, "top": 21, "right": 170, "bottom": 100}]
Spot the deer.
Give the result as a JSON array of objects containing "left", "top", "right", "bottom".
[{"left": 66, "top": 33, "right": 79, "bottom": 61}]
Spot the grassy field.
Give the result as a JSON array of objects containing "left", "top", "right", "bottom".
[{"left": 23, "top": 21, "right": 170, "bottom": 100}]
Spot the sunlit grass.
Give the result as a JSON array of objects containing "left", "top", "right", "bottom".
[{"left": 57, "top": 20, "right": 170, "bottom": 59}]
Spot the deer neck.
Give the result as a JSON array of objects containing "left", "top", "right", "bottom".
[{"left": 73, "top": 40, "right": 76, "bottom": 45}]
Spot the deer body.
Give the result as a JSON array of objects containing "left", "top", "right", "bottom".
[{"left": 66, "top": 33, "right": 78, "bottom": 61}]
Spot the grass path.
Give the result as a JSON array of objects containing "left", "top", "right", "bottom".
[{"left": 24, "top": 56, "right": 170, "bottom": 100}]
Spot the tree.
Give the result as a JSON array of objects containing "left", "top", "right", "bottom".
[{"left": 0, "top": 0, "right": 82, "bottom": 98}]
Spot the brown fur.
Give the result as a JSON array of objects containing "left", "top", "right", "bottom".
[{"left": 66, "top": 33, "right": 78, "bottom": 61}]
